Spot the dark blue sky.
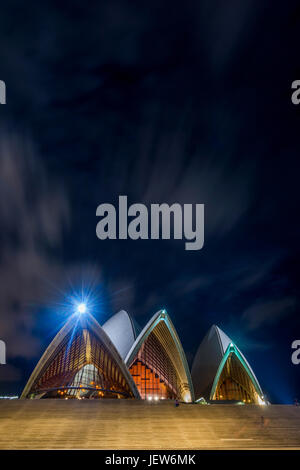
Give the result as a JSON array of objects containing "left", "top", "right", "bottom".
[{"left": 0, "top": 0, "right": 299, "bottom": 403}]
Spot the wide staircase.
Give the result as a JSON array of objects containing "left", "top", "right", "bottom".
[{"left": 0, "top": 400, "right": 300, "bottom": 449}]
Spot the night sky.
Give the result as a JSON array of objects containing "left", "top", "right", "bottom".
[{"left": 0, "top": 1, "right": 299, "bottom": 403}]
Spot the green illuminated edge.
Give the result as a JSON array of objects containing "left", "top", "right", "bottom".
[{"left": 209, "top": 343, "right": 263, "bottom": 401}]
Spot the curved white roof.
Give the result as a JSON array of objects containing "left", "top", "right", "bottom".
[
  {"left": 125, "top": 309, "right": 194, "bottom": 402},
  {"left": 214, "top": 326, "right": 262, "bottom": 396},
  {"left": 192, "top": 325, "right": 263, "bottom": 400},
  {"left": 102, "top": 310, "right": 136, "bottom": 360},
  {"left": 215, "top": 325, "right": 231, "bottom": 354},
  {"left": 21, "top": 311, "right": 140, "bottom": 399}
]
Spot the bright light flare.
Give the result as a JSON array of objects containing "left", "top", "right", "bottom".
[
  {"left": 77, "top": 303, "right": 87, "bottom": 314},
  {"left": 258, "top": 395, "right": 266, "bottom": 406}
]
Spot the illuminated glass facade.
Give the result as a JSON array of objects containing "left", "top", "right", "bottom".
[
  {"left": 125, "top": 310, "right": 194, "bottom": 402},
  {"left": 210, "top": 346, "right": 261, "bottom": 403},
  {"left": 192, "top": 325, "right": 265, "bottom": 404},
  {"left": 21, "top": 311, "right": 264, "bottom": 404},
  {"left": 21, "top": 313, "right": 139, "bottom": 399},
  {"left": 128, "top": 330, "right": 180, "bottom": 399}
]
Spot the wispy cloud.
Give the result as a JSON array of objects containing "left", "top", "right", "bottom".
[
  {"left": 242, "top": 296, "right": 297, "bottom": 331},
  {"left": 0, "top": 132, "right": 70, "bottom": 361}
]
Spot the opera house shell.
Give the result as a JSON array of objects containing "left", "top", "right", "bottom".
[
  {"left": 191, "top": 325, "right": 265, "bottom": 404},
  {"left": 21, "top": 309, "right": 194, "bottom": 402},
  {"left": 21, "top": 312, "right": 140, "bottom": 399},
  {"left": 21, "top": 308, "right": 264, "bottom": 404},
  {"left": 104, "top": 309, "right": 194, "bottom": 402}
]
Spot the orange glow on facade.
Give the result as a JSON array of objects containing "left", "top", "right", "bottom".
[{"left": 129, "top": 360, "right": 174, "bottom": 400}]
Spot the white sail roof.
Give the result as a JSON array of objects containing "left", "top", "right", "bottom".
[
  {"left": 125, "top": 309, "right": 194, "bottom": 402},
  {"left": 192, "top": 325, "right": 263, "bottom": 400},
  {"left": 21, "top": 311, "right": 140, "bottom": 399},
  {"left": 215, "top": 326, "right": 231, "bottom": 354},
  {"left": 102, "top": 310, "right": 136, "bottom": 360}
]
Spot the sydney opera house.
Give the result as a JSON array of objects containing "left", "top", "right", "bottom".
[{"left": 21, "top": 307, "right": 266, "bottom": 405}]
